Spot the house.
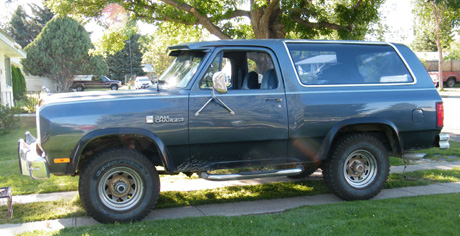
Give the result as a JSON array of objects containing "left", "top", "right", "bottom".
[
  {"left": 142, "top": 63, "right": 157, "bottom": 80},
  {"left": 0, "top": 29, "right": 26, "bottom": 106}
]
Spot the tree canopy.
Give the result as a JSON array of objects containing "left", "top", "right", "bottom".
[
  {"left": 142, "top": 22, "right": 208, "bottom": 75},
  {"left": 21, "top": 16, "right": 108, "bottom": 92},
  {"left": 412, "top": 0, "right": 457, "bottom": 52},
  {"left": 106, "top": 33, "right": 145, "bottom": 82},
  {"left": 46, "top": 0, "right": 384, "bottom": 40},
  {"left": 7, "top": 4, "right": 54, "bottom": 48},
  {"left": 413, "top": 0, "right": 460, "bottom": 90}
]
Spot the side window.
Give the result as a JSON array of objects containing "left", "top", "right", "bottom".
[
  {"left": 287, "top": 43, "right": 414, "bottom": 85},
  {"left": 356, "top": 52, "right": 413, "bottom": 83},
  {"left": 199, "top": 50, "right": 278, "bottom": 90},
  {"left": 200, "top": 53, "right": 233, "bottom": 89}
]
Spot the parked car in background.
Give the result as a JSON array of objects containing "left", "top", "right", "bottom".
[
  {"left": 425, "top": 60, "right": 460, "bottom": 87},
  {"left": 134, "top": 76, "right": 153, "bottom": 89},
  {"left": 71, "top": 75, "right": 122, "bottom": 91},
  {"left": 428, "top": 72, "right": 439, "bottom": 87}
]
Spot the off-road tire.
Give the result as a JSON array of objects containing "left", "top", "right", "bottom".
[
  {"left": 79, "top": 148, "right": 160, "bottom": 223},
  {"left": 322, "top": 134, "right": 389, "bottom": 201}
]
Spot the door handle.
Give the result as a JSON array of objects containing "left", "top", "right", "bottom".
[{"left": 265, "top": 98, "right": 282, "bottom": 103}]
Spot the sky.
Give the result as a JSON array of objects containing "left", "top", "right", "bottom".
[
  {"left": 380, "top": 0, "right": 415, "bottom": 44},
  {"left": 1, "top": 0, "right": 415, "bottom": 45}
]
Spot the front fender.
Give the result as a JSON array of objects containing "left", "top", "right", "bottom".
[
  {"left": 315, "top": 118, "right": 403, "bottom": 161},
  {"left": 67, "top": 128, "right": 176, "bottom": 174}
]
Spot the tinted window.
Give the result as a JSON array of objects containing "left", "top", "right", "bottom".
[{"left": 287, "top": 43, "right": 413, "bottom": 85}]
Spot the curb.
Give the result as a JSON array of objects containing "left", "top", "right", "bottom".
[{"left": 440, "top": 92, "right": 460, "bottom": 98}]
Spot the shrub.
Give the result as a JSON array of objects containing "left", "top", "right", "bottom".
[
  {"left": 0, "top": 104, "right": 21, "bottom": 134},
  {"left": 15, "top": 93, "right": 39, "bottom": 114},
  {"left": 11, "top": 66, "right": 27, "bottom": 101}
]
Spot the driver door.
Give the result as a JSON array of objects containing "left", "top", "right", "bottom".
[{"left": 188, "top": 48, "right": 288, "bottom": 169}]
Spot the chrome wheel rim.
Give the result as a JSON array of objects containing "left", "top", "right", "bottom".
[
  {"left": 98, "top": 167, "right": 144, "bottom": 211},
  {"left": 343, "top": 149, "right": 377, "bottom": 188}
]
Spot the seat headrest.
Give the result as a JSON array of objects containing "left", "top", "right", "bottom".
[
  {"left": 261, "top": 69, "right": 277, "bottom": 89},
  {"left": 242, "top": 71, "right": 259, "bottom": 89}
]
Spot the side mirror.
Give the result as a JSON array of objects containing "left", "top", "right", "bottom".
[{"left": 212, "top": 72, "right": 228, "bottom": 94}]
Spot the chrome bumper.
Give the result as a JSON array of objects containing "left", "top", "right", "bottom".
[
  {"left": 18, "top": 132, "right": 49, "bottom": 180},
  {"left": 439, "top": 133, "right": 450, "bottom": 149}
]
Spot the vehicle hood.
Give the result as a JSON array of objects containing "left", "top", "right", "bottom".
[{"left": 39, "top": 89, "right": 187, "bottom": 107}]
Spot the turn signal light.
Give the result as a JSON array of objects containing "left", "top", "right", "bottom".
[{"left": 54, "top": 158, "right": 70, "bottom": 163}]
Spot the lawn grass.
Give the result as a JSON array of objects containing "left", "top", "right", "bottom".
[
  {"left": 18, "top": 193, "right": 460, "bottom": 236},
  {"left": 3, "top": 168, "right": 460, "bottom": 224},
  {"left": 0, "top": 125, "right": 79, "bottom": 195},
  {"left": 416, "top": 141, "right": 460, "bottom": 161}
]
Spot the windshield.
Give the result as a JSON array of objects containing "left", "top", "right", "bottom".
[
  {"left": 138, "top": 78, "right": 150, "bottom": 82},
  {"left": 158, "top": 50, "right": 206, "bottom": 88}
]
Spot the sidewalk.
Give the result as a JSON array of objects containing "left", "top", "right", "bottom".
[{"left": 2, "top": 161, "right": 460, "bottom": 235}]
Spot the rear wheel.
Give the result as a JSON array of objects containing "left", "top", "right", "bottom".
[
  {"left": 76, "top": 86, "right": 84, "bottom": 91},
  {"left": 79, "top": 148, "right": 160, "bottom": 223},
  {"left": 323, "top": 134, "right": 389, "bottom": 200}
]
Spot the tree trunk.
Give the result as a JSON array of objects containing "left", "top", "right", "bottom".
[
  {"left": 432, "top": 2, "right": 443, "bottom": 90},
  {"left": 250, "top": 0, "right": 285, "bottom": 39}
]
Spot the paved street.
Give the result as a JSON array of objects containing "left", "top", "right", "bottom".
[{"left": 443, "top": 95, "right": 460, "bottom": 141}]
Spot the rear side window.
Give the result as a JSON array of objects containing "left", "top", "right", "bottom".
[{"left": 286, "top": 43, "right": 414, "bottom": 85}]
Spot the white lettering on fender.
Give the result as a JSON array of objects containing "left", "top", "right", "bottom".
[{"left": 151, "top": 115, "right": 185, "bottom": 124}]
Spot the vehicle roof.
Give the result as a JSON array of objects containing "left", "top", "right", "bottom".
[{"left": 167, "top": 39, "right": 398, "bottom": 51}]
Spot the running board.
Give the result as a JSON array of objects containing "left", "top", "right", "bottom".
[
  {"left": 199, "top": 166, "right": 304, "bottom": 181},
  {"left": 402, "top": 153, "right": 426, "bottom": 160}
]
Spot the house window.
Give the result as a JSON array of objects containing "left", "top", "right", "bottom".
[{"left": 4, "top": 57, "right": 12, "bottom": 86}]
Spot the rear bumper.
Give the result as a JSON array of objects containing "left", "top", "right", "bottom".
[
  {"left": 18, "top": 132, "right": 49, "bottom": 180},
  {"left": 439, "top": 133, "right": 450, "bottom": 149}
]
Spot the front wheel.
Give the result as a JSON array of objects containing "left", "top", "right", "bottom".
[
  {"left": 323, "top": 134, "right": 389, "bottom": 201},
  {"left": 111, "top": 84, "right": 118, "bottom": 90},
  {"left": 79, "top": 148, "right": 160, "bottom": 223}
]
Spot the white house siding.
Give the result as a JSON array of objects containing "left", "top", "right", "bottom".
[
  {"left": 0, "top": 30, "right": 26, "bottom": 106},
  {"left": 26, "top": 75, "right": 56, "bottom": 92}
]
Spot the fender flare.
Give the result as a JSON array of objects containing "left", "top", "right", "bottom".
[
  {"left": 314, "top": 118, "right": 403, "bottom": 161},
  {"left": 67, "top": 128, "right": 176, "bottom": 174}
]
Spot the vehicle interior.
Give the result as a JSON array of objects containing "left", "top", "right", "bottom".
[{"left": 199, "top": 50, "right": 279, "bottom": 90}]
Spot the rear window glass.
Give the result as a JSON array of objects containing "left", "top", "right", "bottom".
[{"left": 286, "top": 43, "right": 414, "bottom": 85}]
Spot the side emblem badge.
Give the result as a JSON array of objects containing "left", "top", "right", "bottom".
[{"left": 146, "top": 115, "right": 185, "bottom": 124}]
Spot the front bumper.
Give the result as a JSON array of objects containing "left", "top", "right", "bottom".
[{"left": 18, "top": 132, "right": 49, "bottom": 180}]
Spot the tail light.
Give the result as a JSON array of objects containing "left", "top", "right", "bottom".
[{"left": 436, "top": 102, "right": 444, "bottom": 128}]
